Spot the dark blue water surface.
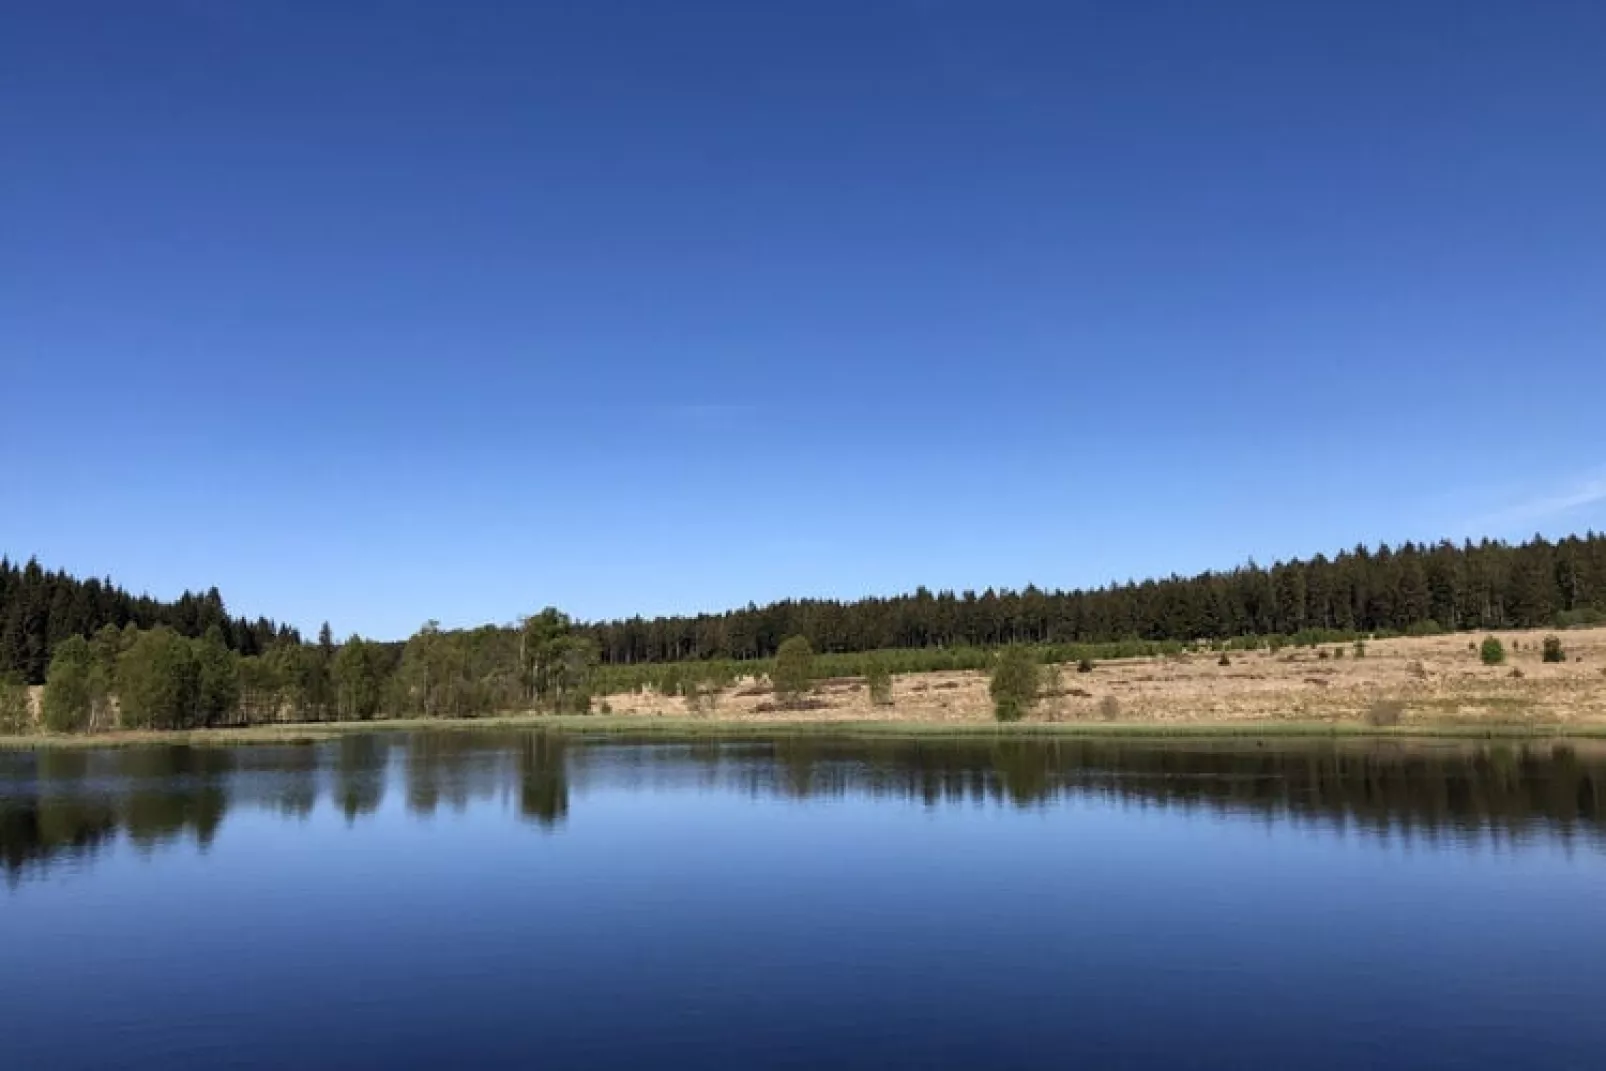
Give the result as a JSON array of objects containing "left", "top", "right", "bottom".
[{"left": 3, "top": 732, "right": 1605, "bottom": 1069}]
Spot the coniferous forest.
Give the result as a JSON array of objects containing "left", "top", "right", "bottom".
[
  {"left": 2, "top": 532, "right": 1605, "bottom": 734},
  {"left": 0, "top": 558, "right": 295, "bottom": 684},
  {"left": 583, "top": 534, "right": 1606, "bottom": 663}
]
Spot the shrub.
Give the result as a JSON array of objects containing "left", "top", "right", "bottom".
[
  {"left": 989, "top": 646, "right": 1040, "bottom": 722},
  {"left": 1509, "top": 667, "right": 1525, "bottom": 679},
  {"left": 1333, "top": 646, "right": 1344, "bottom": 660},
  {"left": 1040, "top": 662, "right": 1063, "bottom": 697},
  {"left": 1317, "top": 649, "right": 1330, "bottom": 661},
  {"left": 772, "top": 636, "right": 815, "bottom": 707},
  {"left": 1479, "top": 636, "right": 1505, "bottom": 667},
  {"left": 1217, "top": 653, "right": 1231, "bottom": 667},
  {"left": 1353, "top": 640, "right": 1366, "bottom": 659},
  {"left": 0, "top": 675, "right": 31, "bottom": 734},
  {"left": 865, "top": 657, "right": 894, "bottom": 706},
  {"left": 1365, "top": 699, "right": 1405, "bottom": 727},
  {"left": 1542, "top": 636, "right": 1566, "bottom": 663},
  {"left": 1096, "top": 695, "right": 1121, "bottom": 721},
  {"left": 1077, "top": 657, "right": 1095, "bottom": 674},
  {"left": 681, "top": 676, "right": 715, "bottom": 715}
]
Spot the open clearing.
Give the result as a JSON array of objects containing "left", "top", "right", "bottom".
[{"left": 596, "top": 627, "right": 1606, "bottom": 729}]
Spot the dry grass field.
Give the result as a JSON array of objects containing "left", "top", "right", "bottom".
[
  {"left": 597, "top": 627, "right": 1606, "bottom": 729},
  {"left": 9, "top": 628, "right": 1604, "bottom": 748}
]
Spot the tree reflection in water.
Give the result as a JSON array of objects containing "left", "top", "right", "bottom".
[{"left": 4, "top": 733, "right": 1603, "bottom": 885}]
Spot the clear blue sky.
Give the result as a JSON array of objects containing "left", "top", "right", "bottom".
[{"left": 5, "top": 1, "right": 1604, "bottom": 640}]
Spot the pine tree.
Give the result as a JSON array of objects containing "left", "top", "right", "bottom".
[
  {"left": 772, "top": 636, "right": 815, "bottom": 707},
  {"left": 989, "top": 646, "right": 1040, "bottom": 722}
]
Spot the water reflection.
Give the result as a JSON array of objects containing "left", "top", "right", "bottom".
[
  {"left": 335, "top": 735, "right": 385, "bottom": 822},
  {"left": 3, "top": 732, "right": 1604, "bottom": 884},
  {"left": 518, "top": 732, "right": 569, "bottom": 829}
]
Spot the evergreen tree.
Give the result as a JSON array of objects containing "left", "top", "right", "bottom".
[
  {"left": 865, "top": 656, "right": 893, "bottom": 707},
  {"left": 1479, "top": 636, "right": 1505, "bottom": 667},
  {"left": 989, "top": 646, "right": 1040, "bottom": 722},
  {"left": 772, "top": 636, "right": 815, "bottom": 706}
]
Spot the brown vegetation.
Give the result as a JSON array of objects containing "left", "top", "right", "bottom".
[{"left": 592, "top": 627, "right": 1606, "bottom": 730}]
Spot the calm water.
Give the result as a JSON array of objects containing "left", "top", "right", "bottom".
[{"left": 3, "top": 732, "right": 1605, "bottom": 1069}]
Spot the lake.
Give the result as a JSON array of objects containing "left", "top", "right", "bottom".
[{"left": 3, "top": 731, "right": 1605, "bottom": 1069}]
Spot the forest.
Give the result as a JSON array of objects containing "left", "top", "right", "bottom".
[
  {"left": 2, "top": 532, "right": 1605, "bottom": 734},
  {"left": 583, "top": 533, "right": 1606, "bottom": 663}
]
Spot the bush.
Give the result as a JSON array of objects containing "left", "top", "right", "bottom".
[
  {"left": 1040, "top": 661, "right": 1064, "bottom": 696},
  {"left": 1096, "top": 695, "right": 1120, "bottom": 721},
  {"left": 1479, "top": 636, "right": 1505, "bottom": 667},
  {"left": 1217, "top": 653, "right": 1231, "bottom": 667},
  {"left": 680, "top": 676, "right": 715, "bottom": 715},
  {"left": 989, "top": 646, "right": 1040, "bottom": 722},
  {"left": 865, "top": 657, "right": 893, "bottom": 706},
  {"left": 0, "top": 675, "right": 31, "bottom": 734},
  {"left": 1353, "top": 640, "right": 1366, "bottom": 659},
  {"left": 1365, "top": 699, "right": 1405, "bottom": 727},
  {"left": 1542, "top": 636, "right": 1566, "bottom": 663},
  {"left": 772, "top": 636, "right": 815, "bottom": 707},
  {"left": 1509, "top": 667, "right": 1525, "bottom": 679},
  {"left": 1077, "top": 657, "right": 1095, "bottom": 674},
  {"left": 1333, "top": 646, "right": 1344, "bottom": 660}
]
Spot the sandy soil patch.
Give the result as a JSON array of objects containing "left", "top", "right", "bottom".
[{"left": 596, "top": 628, "right": 1606, "bottom": 729}]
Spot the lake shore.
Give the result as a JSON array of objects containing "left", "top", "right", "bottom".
[
  {"left": 7, "top": 627, "right": 1605, "bottom": 749},
  {"left": 6, "top": 711, "right": 1606, "bottom": 750}
]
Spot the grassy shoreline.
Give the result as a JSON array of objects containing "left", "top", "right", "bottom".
[{"left": 5, "top": 712, "right": 1606, "bottom": 750}]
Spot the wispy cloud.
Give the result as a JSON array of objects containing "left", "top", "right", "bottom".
[{"left": 1467, "top": 470, "right": 1606, "bottom": 532}]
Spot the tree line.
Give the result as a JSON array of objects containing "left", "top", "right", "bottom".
[
  {"left": 26, "top": 610, "right": 599, "bottom": 734},
  {"left": 583, "top": 534, "right": 1606, "bottom": 664},
  {"left": 0, "top": 556, "right": 296, "bottom": 685},
  {"left": 5, "top": 531, "right": 1606, "bottom": 735}
]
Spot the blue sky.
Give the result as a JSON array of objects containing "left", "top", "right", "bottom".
[{"left": 5, "top": 1, "right": 1604, "bottom": 639}]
